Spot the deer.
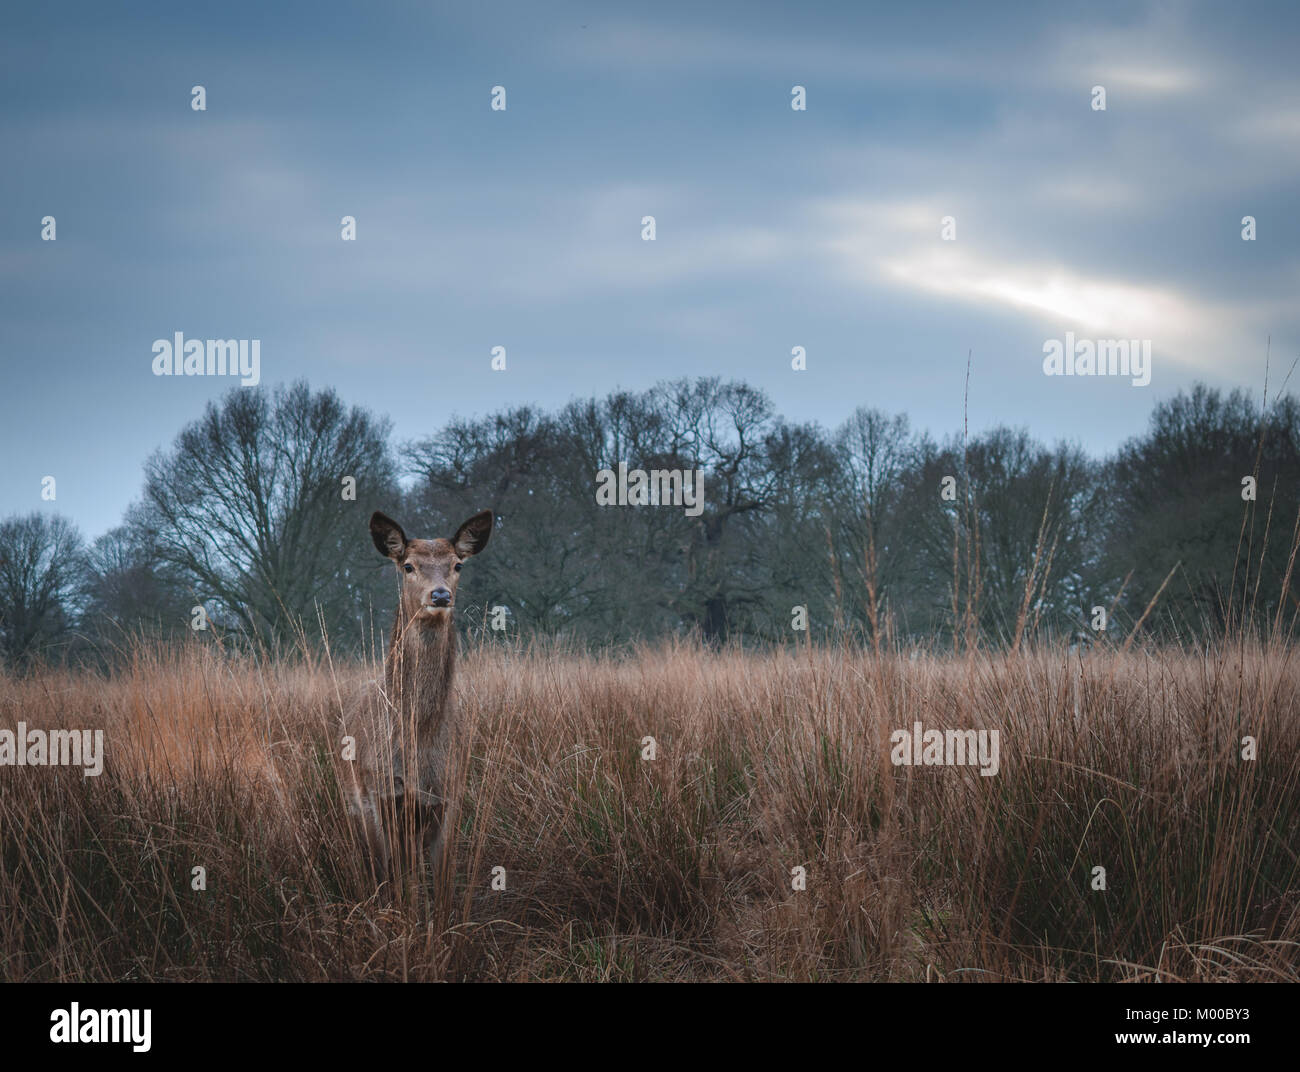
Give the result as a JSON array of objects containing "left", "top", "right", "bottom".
[{"left": 341, "top": 508, "right": 494, "bottom": 897}]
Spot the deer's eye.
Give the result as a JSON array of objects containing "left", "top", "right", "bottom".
[
  {"left": 403, "top": 563, "right": 415, "bottom": 574},
  {"left": 454, "top": 562, "right": 463, "bottom": 572}
]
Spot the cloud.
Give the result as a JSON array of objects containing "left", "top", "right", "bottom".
[
  {"left": 548, "top": 18, "right": 1048, "bottom": 88},
  {"left": 1095, "top": 66, "right": 1201, "bottom": 95},
  {"left": 813, "top": 196, "right": 1271, "bottom": 375}
]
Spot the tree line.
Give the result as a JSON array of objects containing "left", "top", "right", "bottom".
[{"left": 3, "top": 376, "right": 1298, "bottom": 668}]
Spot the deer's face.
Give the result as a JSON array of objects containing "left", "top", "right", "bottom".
[{"left": 370, "top": 510, "right": 494, "bottom": 623}]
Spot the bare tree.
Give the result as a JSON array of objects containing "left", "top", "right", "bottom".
[
  {"left": 834, "top": 408, "right": 919, "bottom": 650},
  {"left": 138, "top": 381, "right": 397, "bottom": 647},
  {"left": 1104, "top": 385, "right": 1300, "bottom": 635},
  {"left": 0, "top": 512, "right": 83, "bottom": 666},
  {"left": 83, "top": 514, "right": 188, "bottom": 640},
  {"left": 656, "top": 378, "right": 778, "bottom": 643},
  {"left": 904, "top": 428, "right": 1100, "bottom": 644}
]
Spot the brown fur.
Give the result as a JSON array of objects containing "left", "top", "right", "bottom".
[{"left": 343, "top": 509, "right": 493, "bottom": 896}]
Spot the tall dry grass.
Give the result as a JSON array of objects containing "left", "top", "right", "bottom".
[{"left": 1, "top": 635, "right": 1298, "bottom": 981}]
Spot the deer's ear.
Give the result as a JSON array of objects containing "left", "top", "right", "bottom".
[
  {"left": 452, "top": 510, "right": 494, "bottom": 557},
  {"left": 370, "top": 512, "right": 408, "bottom": 560}
]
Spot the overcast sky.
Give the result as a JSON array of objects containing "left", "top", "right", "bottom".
[{"left": 2, "top": 0, "right": 1298, "bottom": 540}]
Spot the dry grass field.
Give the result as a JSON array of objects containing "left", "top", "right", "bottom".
[{"left": 2, "top": 637, "right": 1298, "bottom": 982}]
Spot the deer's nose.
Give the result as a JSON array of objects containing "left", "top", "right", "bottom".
[{"left": 429, "top": 587, "right": 452, "bottom": 607}]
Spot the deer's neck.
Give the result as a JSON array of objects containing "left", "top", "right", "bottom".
[{"left": 386, "top": 612, "right": 457, "bottom": 732}]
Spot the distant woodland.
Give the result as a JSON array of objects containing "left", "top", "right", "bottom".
[{"left": 4, "top": 377, "right": 1299, "bottom": 666}]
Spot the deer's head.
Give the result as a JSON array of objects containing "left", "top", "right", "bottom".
[{"left": 370, "top": 510, "right": 493, "bottom": 623}]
